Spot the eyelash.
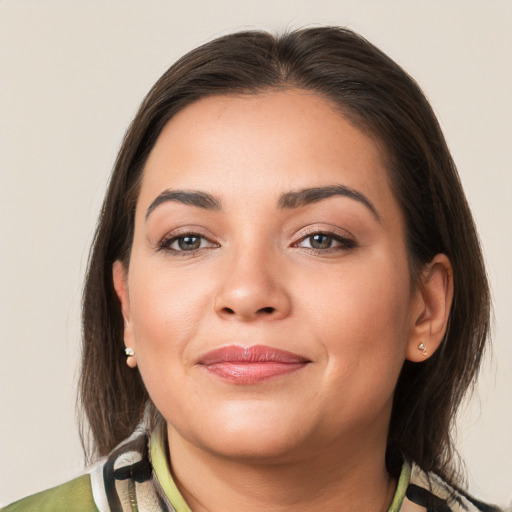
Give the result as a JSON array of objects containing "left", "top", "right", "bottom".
[
  {"left": 293, "top": 230, "right": 357, "bottom": 254},
  {"left": 157, "top": 228, "right": 356, "bottom": 257},
  {"left": 156, "top": 232, "right": 218, "bottom": 255}
]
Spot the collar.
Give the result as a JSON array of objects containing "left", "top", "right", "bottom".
[{"left": 150, "top": 424, "right": 413, "bottom": 512}]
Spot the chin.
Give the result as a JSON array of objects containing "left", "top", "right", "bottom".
[
  {"left": 199, "top": 429, "right": 304, "bottom": 463},
  {"left": 171, "top": 403, "right": 312, "bottom": 462}
]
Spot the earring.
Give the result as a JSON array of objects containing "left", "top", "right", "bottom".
[
  {"left": 418, "top": 343, "right": 427, "bottom": 356},
  {"left": 124, "top": 347, "right": 137, "bottom": 368}
]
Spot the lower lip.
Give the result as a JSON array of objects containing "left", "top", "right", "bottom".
[{"left": 202, "top": 362, "right": 308, "bottom": 384}]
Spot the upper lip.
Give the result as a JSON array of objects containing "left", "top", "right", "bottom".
[{"left": 198, "top": 345, "right": 310, "bottom": 365}]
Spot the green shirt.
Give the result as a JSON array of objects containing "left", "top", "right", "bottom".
[{"left": 2, "top": 425, "right": 501, "bottom": 512}]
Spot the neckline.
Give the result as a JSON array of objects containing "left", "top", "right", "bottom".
[{"left": 150, "top": 424, "right": 412, "bottom": 512}]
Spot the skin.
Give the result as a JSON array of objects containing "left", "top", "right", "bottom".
[{"left": 113, "top": 90, "right": 453, "bottom": 511}]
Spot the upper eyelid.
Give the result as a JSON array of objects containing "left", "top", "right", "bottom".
[
  {"left": 154, "top": 224, "right": 356, "bottom": 248},
  {"left": 155, "top": 229, "right": 220, "bottom": 253},
  {"left": 157, "top": 225, "right": 219, "bottom": 242},
  {"left": 162, "top": 230, "right": 213, "bottom": 241},
  {"left": 292, "top": 225, "right": 355, "bottom": 242},
  {"left": 297, "top": 233, "right": 354, "bottom": 245},
  {"left": 291, "top": 226, "right": 358, "bottom": 252}
]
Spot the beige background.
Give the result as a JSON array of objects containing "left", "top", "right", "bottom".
[{"left": 1, "top": 0, "right": 511, "bottom": 507}]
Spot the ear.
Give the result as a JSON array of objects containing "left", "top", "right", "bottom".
[
  {"left": 406, "top": 254, "right": 454, "bottom": 362},
  {"left": 113, "top": 260, "right": 137, "bottom": 368}
]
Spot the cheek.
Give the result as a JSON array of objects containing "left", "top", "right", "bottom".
[
  {"left": 297, "top": 256, "right": 412, "bottom": 385},
  {"left": 126, "top": 262, "right": 218, "bottom": 420},
  {"left": 127, "top": 261, "right": 214, "bottom": 364},
  {"left": 303, "top": 262, "right": 410, "bottom": 339}
]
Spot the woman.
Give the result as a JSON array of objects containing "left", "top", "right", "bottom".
[{"left": 2, "top": 27, "right": 501, "bottom": 511}]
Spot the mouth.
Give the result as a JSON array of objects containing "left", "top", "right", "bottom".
[{"left": 197, "top": 345, "right": 311, "bottom": 384}]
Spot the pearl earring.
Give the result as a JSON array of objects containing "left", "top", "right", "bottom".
[{"left": 124, "top": 347, "right": 137, "bottom": 368}]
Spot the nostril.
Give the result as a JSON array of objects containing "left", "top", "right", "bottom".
[
  {"left": 258, "top": 307, "right": 275, "bottom": 315},
  {"left": 219, "top": 306, "right": 277, "bottom": 317}
]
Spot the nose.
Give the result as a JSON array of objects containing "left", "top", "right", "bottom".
[{"left": 214, "top": 247, "right": 292, "bottom": 322}]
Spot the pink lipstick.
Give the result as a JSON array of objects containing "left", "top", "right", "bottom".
[{"left": 198, "top": 345, "right": 310, "bottom": 384}]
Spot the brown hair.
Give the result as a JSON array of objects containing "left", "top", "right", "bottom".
[{"left": 79, "top": 27, "right": 490, "bottom": 486}]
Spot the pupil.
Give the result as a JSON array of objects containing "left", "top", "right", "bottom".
[
  {"left": 178, "top": 236, "right": 200, "bottom": 250},
  {"left": 311, "top": 234, "right": 331, "bottom": 249}
]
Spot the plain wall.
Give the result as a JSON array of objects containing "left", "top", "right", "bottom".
[{"left": 1, "top": 0, "right": 511, "bottom": 507}]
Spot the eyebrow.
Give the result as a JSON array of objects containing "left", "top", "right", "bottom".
[
  {"left": 145, "top": 185, "right": 380, "bottom": 221},
  {"left": 277, "top": 185, "right": 380, "bottom": 221},
  {"left": 145, "top": 189, "right": 222, "bottom": 220}
]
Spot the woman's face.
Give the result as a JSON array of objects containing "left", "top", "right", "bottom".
[{"left": 115, "top": 90, "right": 426, "bottom": 462}]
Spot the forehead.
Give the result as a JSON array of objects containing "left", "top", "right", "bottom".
[{"left": 138, "top": 90, "right": 396, "bottom": 218}]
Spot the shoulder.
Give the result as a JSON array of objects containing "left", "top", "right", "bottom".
[
  {"left": 1, "top": 474, "right": 98, "bottom": 512},
  {"left": 1, "top": 426, "right": 168, "bottom": 512}
]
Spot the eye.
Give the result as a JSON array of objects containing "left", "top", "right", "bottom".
[
  {"left": 157, "top": 233, "right": 218, "bottom": 253},
  {"left": 301, "top": 233, "right": 335, "bottom": 250},
  {"left": 295, "top": 232, "right": 356, "bottom": 252}
]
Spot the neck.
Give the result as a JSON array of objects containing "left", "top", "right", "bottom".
[{"left": 166, "top": 427, "right": 397, "bottom": 512}]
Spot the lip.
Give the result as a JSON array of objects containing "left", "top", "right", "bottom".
[{"left": 197, "top": 345, "right": 310, "bottom": 384}]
